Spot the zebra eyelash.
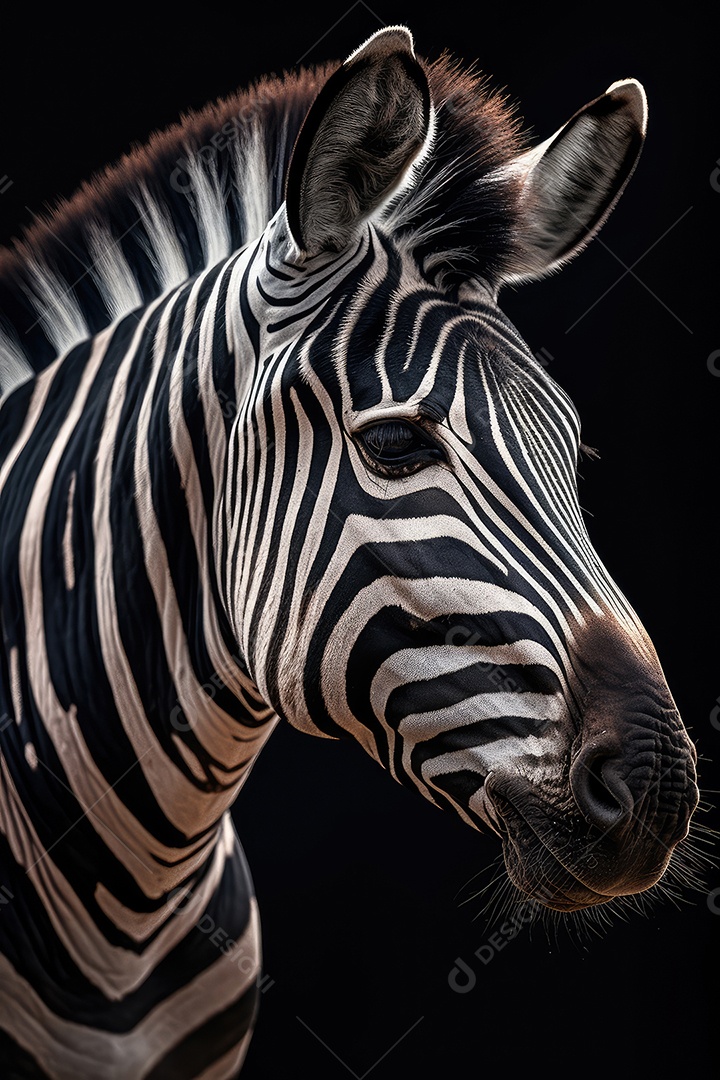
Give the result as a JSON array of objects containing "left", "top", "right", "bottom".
[{"left": 353, "top": 418, "right": 446, "bottom": 477}]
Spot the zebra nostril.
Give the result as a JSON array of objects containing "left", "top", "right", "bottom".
[{"left": 570, "top": 744, "right": 635, "bottom": 832}]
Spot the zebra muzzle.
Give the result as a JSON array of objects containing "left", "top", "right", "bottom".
[{"left": 569, "top": 739, "right": 637, "bottom": 833}]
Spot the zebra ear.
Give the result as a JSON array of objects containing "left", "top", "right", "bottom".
[
  {"left": 285, "top": 26, "right": 432, "bottom": 256},
  {"left": 498, "top": 79, "right": 647, "bottom": 285}
]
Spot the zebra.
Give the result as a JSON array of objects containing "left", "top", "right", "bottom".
[{"left": 0, "top": 24, "right": 699, "bottom": 1079}]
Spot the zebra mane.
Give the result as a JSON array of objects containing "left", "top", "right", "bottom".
[{"left": 0, "top": 52, "right": 524, "bottom": 394}]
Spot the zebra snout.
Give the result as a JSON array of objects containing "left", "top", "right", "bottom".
[
  {"left": 560, "top": 710, "right": 699, "bottom": 898},
  {"left": 569, "top": 739, "right": 636, "bottom": 833}
]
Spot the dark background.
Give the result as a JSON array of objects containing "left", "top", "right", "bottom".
[{"left": 1, "top": 4, "right": 717, "bottom": 1076}]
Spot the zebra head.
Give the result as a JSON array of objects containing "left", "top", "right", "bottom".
[{"left": 226, "top": 27, "right": 698, "bottom": 913}]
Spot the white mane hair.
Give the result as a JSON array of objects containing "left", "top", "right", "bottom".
[{"left": 0, "top": 53, "right": 524, "bottom": 397}]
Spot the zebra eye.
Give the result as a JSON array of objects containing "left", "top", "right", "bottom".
[{"left": 356, "top": 420, "right": 444, "bottom": 476}]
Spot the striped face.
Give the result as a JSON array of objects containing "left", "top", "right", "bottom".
[{"left": 226, "top": 217, "right": 698, "bottom": 912}]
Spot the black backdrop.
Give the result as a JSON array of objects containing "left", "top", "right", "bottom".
[{"left": 1, "top": 4, "right": 717, "bottom": 1076}]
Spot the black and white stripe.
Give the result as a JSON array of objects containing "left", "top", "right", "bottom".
[{"left": 0, "top": 25, "right": 697, "bottom": 1078}]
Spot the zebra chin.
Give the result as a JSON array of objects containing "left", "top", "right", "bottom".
[
  {"left": 481, "top": 750, "right": 698, "bottom": 912},
  {"left": 498, "top": 841, "right": 681, "bottom": 914}
]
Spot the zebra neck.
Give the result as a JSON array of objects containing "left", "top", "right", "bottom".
[
  {"left": 102, "top": 255, "right": 278, "bottom": 845},
  {"left": 0, "top": 258, "right": 275, "bottom": 917}
]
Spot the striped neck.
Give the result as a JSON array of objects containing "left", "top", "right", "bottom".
[{"left": 0, "top": 253, "right": 276, "bottom": 908}]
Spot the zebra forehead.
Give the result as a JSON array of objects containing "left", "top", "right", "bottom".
[{"left": 324, "top": 276, "right": 548, "bottom": 420}]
